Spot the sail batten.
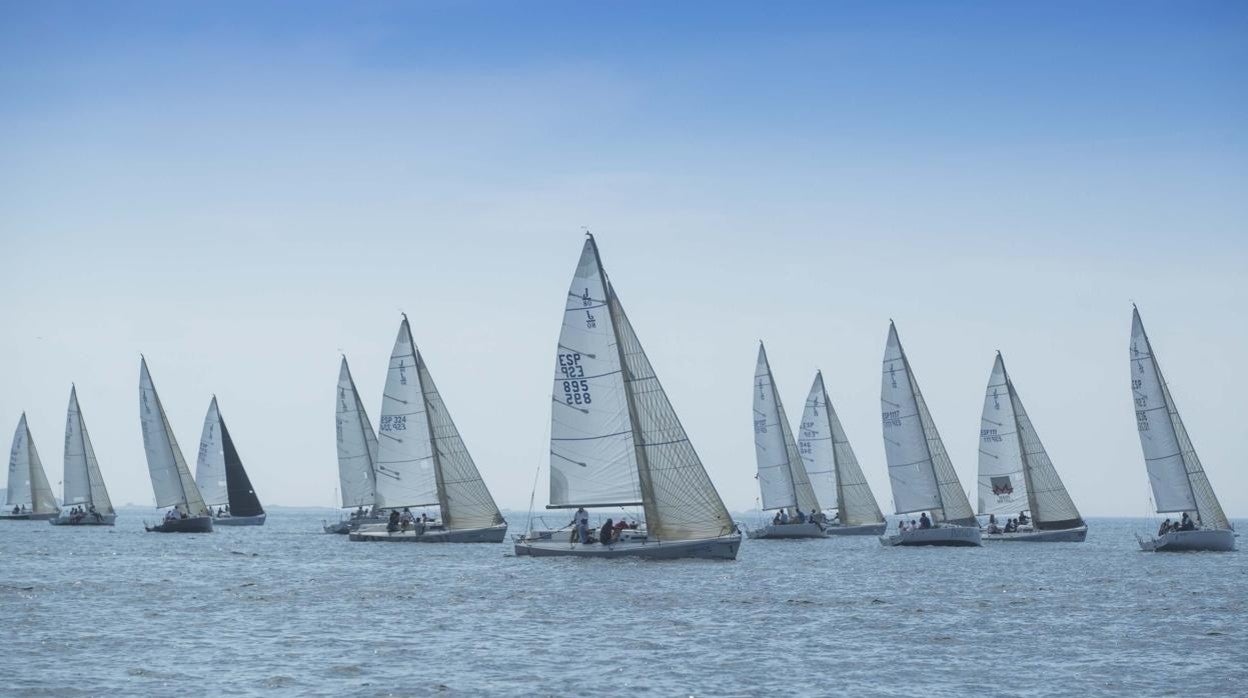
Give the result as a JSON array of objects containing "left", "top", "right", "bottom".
[{"left": 1130, "top": 309, "right": 1229, "bottom": 529}]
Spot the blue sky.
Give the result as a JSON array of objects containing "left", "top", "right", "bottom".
[{"left": 2, "top": 1, "right": 1245, "bottom": 516}]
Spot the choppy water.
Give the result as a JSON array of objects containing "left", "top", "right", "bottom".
[{"left": 2, "top": 510, "right": 1244, "bottom": 696}]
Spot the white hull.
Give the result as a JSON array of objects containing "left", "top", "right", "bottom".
[
  {"left": 1137, "top": 528, "right": 1235, "bottom": 552},
  {"left": 880, "top": 525, "right": 982, "bottom": 547},
  {"left": 824, "top": 522, "right": 887, "bottom": 536},
  {"left": 747, "top": 522, "right": 826, "bottom": 539},
  {"left": 212, "top": 513, "right": 266, "bottom": 526},
  {"left": 983, "top": 525, "right": 1087, "bottom": 543},
  {"left": 50, "top": 513, "right": 117, "bottom": 526},
  {"left": 350, "top": 522, "right": 507, "bottom": 543},
  {"left": 514, "top": 533, "right": 741, "bottom": 560}
]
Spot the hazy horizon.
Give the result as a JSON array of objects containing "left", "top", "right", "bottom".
[{"left": 4, "top": 2, "right": 1245, "bottom": 518}]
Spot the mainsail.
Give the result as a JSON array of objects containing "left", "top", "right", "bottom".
[
  {"left": 550, "top": 236, "right": 734, "bottom": 541},
  {"left": 1130, "top": 307, "right": 1229, "bottom": 530},
  {"left": 336, "top": 357, "right": 379, "bottom": 509},
  {"left": 799, "top": 371, "right": 884, "bottom": 526},
  {"left": 753, "top": 343, "right": 820, "bottom": 514},
  {"left": 139, "top": 357, "right": 208, "bottom": 515},
  {"left": 196, "top": 397, "right": 263, "bottom": 517},
  {"left": 63, "top": 387, "right": 114, "bottom": 514},
  {"left": 977, "top": 353, "right": 1081, "bottom": 529},
  {"left": 6, "top": 414, "right": 58, "bottom": 515},
  {"left": 880, "top": 322, "right": 976, "bottom": 525}
]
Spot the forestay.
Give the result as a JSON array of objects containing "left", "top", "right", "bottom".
[
  {"left": 800, "top": 371, "right": 883, "bottom": 526},
  {"left": 7, "top": 414, "right": 58, "bottom": 514},
  {"left": 1130, "top": 308, "right": 1229, "bottom": 529},
  {"left": 195, "top": 398, "right": 230, "bottom": 506},
  {"left": 880, "top": 323, "right": 976, "bottom": 525},
  {"left": 417, "top": 352, "right": 504, "bottom": 530},
  {"left": 753, "top": 343, "right": 819, "bottom": 514},
  {"left": 139, "top": 358, "right": 208, "bottom": 515},
  {"left": 548, "top": 240, "right": 643, "bottom": 509},
  {"left": 336, "top": 357, "right": 379, "bottom": 509},
  {"left": 374, "top": 319, "right": 439, "bottom": 509},
  {"left": 63, "top": 387, "right": 114, "bottom": 513}
]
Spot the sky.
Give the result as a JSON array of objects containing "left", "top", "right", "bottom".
[{"left": 2, "top": 1, "right": 1245, "bottom": 517}]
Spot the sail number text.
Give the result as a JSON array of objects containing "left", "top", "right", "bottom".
[{"left": 558, "top": 353, "right": 592, "bottom": 405}]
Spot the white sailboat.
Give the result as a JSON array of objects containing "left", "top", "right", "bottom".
[
  {"left": 195, "top": 397, "right": 266, "bottom": 526},
  {"left": 798, "top": 370, "right": 887, "bottom": 535},
  {"left": 1130, "top": 307, "right": 1235, "bottom": 552},
  {"left": 878, "top": 322, "right": 981, "bottom": 547},
  {"left": 514, "top": 235, "right": 741, "bottom": 559},
  {"left": 748, "top": 343, "right": 827, "bottom": 539},
  {"left": 977, "top": 353, "right": 1086, "bottom": 542},
  {"left": 324, "top": 356, "right": 386, "bottom": 534},
  {"left": 50, "top": 387, "right": 116, "bottom": 526},
  {"left": 351, "top": 315, "right": 507, "bottom": 542},
  {"left": 2, "top": 414, "right": 60, "bottom": 521},
  {"left": 139, "top": 357, "right": 213, "bottom": 533}
]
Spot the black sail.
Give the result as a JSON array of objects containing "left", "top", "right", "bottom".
[{"left": 220, "top": 418, "right": 263, "bottom": 517}]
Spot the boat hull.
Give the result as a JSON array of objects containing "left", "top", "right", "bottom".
[
  {"left": 747, "top": 522, "right": 827, "bottom": 539},
  {"left": 212, "top": 513, "right": 266, "bottom": 526},
  {"left": 880, "top": 525, "right": 982, "bottom": 547},
  {"left": 349, "top": 523, "right": 508, "bottom": 543},
  {"left": 145, "top": 515, "right": 214, "bottom": 533},
  {"left": 513, "top": 533, "right": 741, "bottom": 560},
  {"left": 49, "top": 513, "right": 117, "bottom": 526},
  {"left": 1137, "top": 528, "right": 1235, "bottom": 552},
  {"left": 323, "top": 515, "right": 386, "bottom": 534},
  {"left": 983, "top": 525, "right": 1087, "bottom": 543},
  {"left": 824, "top": 522, "right": 888, "bottom": 536},
  {"left": 0, "top": 512, "right": 60, "bottom": 521}
]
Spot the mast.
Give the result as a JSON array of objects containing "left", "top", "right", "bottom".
[{"left": 587, "top": 233, "right": 658, "bottom": 522}]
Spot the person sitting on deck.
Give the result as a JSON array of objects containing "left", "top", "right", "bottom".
[
  {"left": 399, "top": 508, "right": 414, "bottom": 531},
  {"left": 11, "top": 505, "right": 18, "bottom": 515},
  {"left": 919, "top": 512, "right": 931, "bottom": 529},
  {"left": 810, "top": 510, "right": 820, "bottom": 525},
  {"left": 1158, "top": 519, "right": 1172, "bottom": 536},
  {"left": 1017, "top": 511, "right": 1030, "bottom": 526},
  {"left": 795, "top": 510, "right": 807, "bottom": 524},
  {"left": 779, "top": 509, "right": 790, "bottom": 525},
  {"left": 386, "top": 509, "right": 400, "bottom": 533},
  {"left": 570, "top": 507, "right": 590, "bottom": 544},
  {"left": 1005, "top": 518, "right": 1018, "bottom": 533},
  {"left": 772, "top": 511, "right": 782, "bottom": 526},
  {"left": 1179, "top": 513, "right": 1196, "bottom": 531},
  {"left": 986, "top": 514, "right": 1001, "bottom": 534},
  {"left": 613, "top": 519, "right": 629, "bottom": 534},
  {"left": 899, "top": 520, "right": 908, "bottom": 532},
  {"left": 600, "top": 519, "right": 615, "bottom": 546}
]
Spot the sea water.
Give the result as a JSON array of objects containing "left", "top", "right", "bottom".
[{"left": 2, "top": 510, "right": 1244, "bottom": 696}]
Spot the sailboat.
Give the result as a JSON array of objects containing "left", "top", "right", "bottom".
[
  {"left": 50, "top": 387, "right": 116, "bottom": 526},
  {"left": 2, "top": 414, "right": 60, "bottom": 521},
  {"left": 513, "top": 234, "right": 741, "bottom": 559},
  {"left": 748, "top": 342, "right": 826, "bottom": 539},
  {"left": 324, "top": 356, "right": 386, "bottom": 534},
  {"left": 139, "top": 357, "right": 213, "bottom": 533},
  {"left": 797, "top": 370, "right": 887, "bottom": 535},
  {"left": 1130, "top": 307, "right": 1235, "bottom": 552},
  {"left": 878, "top": 322, "right": 981, "bottom": 547},
  {"left": 195, "top": 397, "right": 266, "bottom": 526},
  {"left": 977, "top": 353, "right": 1086, "bottom": 542},
  {"left": 350, "top": 315, "right": 508, "bottom": 542}
]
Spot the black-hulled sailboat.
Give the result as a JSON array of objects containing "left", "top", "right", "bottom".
[{"left": 195, "top": 396, "right": 266, "bottom": 526}]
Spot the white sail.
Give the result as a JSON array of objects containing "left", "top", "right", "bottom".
[
  {"left": 800, "top": 371, "right": 883, "bottom": 525},
  {"left": 139, "top": 358, "right": 208, "bottom": 515},
  {"left": 373, "top": 318, "right": 439, "bottom": 509},
  {"left": 977, "top": 355, "right": 1028, "bottom": 517},
  {"left": 335, "top": 357, "right": 379, "bottom": 509},
  {"left": 7, "top": 414, "right": 58, "bottom": 514},
  {"left": 753, "top": 344, "right": 819, "bottom": 513},
  {"left": 1008, "top": 374, "right": 1082, "bottom": 528},
  {"left": 880, "top": 322, "right": 976, "bottom": 524},
  {"left": 1130, "top": 308, "right": 1229, "bottom": 529},
  {"left": 548, "top": 240, "right": 643, "bottom": 508},
  {"left": 63, "top": 387, "right": 114, "bottom": 513},
  {"left": 195, "top": 397, "right": 229, "bottom": 507},
  {"left": 754, "top": 345, "right": 796, "bottom": 510},
  {"left": 416, "top": 352, "right": 504, "bottom": 530}
]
